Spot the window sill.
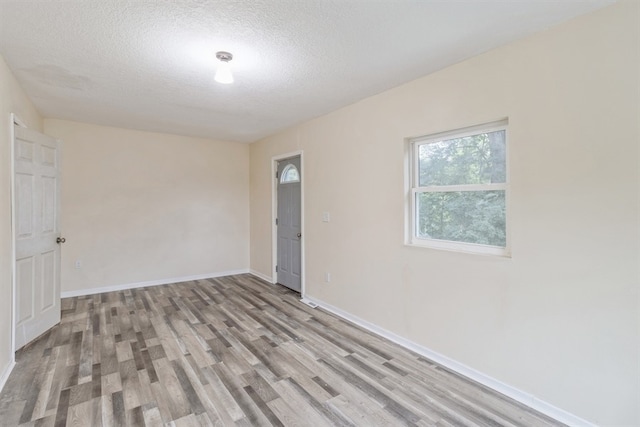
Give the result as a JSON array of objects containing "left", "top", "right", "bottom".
[{"left": 406, "top": 238, "right": 511, "bottom": 258}]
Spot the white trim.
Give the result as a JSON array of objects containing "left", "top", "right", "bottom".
[
  {"left": 404, "top": 137, "right": 413, "bottom": 248},
  {"left": 299, "top": 153, "right": 306, "bottom": 297},
  {"left": 302, "top": 294, "right": 596, "bottom": 427},
  {"left": 10, "top": 114, "right": 16, "bottom": 359},
  {"left": 60, "top": 269, "right": 249, "bottom": 298},
  {"left": 249, "top": 269, "right": 274, "bottom": 284},
  {"left": 410, "top": 119, "right": 508, "bottom": 144},
  {"left": 271, "top": 151, "right": 306, "bottom": 298},
  {"left": 407, "top": 238, "right": 511, "bottom": 258},
  {"left": 0, "top": 360, "right": 16, "bottom": 393},
  {"left": 9, "top": 113, "right": 26, "bottom": 358},
  {"left": 414, "top": 183, "right": 507, "bottom": 193},
  {"left": 12, "top": 114, "right": 27, "bottom": 128}
]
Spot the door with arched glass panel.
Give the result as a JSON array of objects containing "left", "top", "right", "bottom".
[{"left": 276, "top": 156, "right": 301, "bottom": 292}]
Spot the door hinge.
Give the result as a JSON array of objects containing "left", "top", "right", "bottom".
[
  {"left": 275, "top": 265, "right": 278, "bottom": 272},
  {"left": 276, "top": 171, "right": 279, "bottom": 179},
  {"left": 275, "top": 218, "right": 278, "bottom": 225}
]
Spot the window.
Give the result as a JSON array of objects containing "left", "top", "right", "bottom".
[
  {"left": 280, "top": 164, "right": 300, "bottom": 183},
  {"left": 408, "top": 120, "right": 509, "bottom": 256}
]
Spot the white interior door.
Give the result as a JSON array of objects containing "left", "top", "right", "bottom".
[
  {"left": 276, "top": 156, "right": 302, "bottom": 292},
  {"left": 13, "top": 124, "right": 62, "bottom": 349}
]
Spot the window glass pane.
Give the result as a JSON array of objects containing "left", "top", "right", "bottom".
[
  {"left": 418, "top": 130, "right": 506, "bottom": 186},
  {"left": 280, "top": 164, "right": 300, "bottom": 183},
  {"left": 417, "top": 190, "right": 506, "bottom": 247}
]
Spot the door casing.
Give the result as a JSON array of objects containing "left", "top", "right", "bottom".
[
  {"left": 271, "top": 151, "right": 305, "bottom": 298},
  {"left": 10, "top": 113, "right": 26, "bottom": 357}
]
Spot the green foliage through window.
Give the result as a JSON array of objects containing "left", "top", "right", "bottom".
[
  {"left": 411, "top": 124, "right": 507, "bottom": 251},
  {"left": 417, "top": 191, "right": 506, "bottom": 247},
  {"left": 419, "top": 131, "right": 506, "bottom": 186}
]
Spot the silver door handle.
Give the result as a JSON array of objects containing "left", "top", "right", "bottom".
[{"left": 297, "top": 233, "right": 302, "bottom": 238}]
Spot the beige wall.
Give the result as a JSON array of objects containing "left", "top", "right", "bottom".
[
  {"left": 250, "top": 3, "right": 640, "bottom": 425},
  {"left": 44, "top": 119, "right": 249, "bottom": 294},
  {"left": 0, "top": 56, "right": 43, "bottom": 383}
]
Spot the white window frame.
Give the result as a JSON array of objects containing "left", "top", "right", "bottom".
[{"left": 406, "top": 119, "right": 510, "bottom": 257}]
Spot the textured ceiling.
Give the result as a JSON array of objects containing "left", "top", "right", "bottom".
[{"left": 0, "top": 0, "right": 616, "bottom": 143}]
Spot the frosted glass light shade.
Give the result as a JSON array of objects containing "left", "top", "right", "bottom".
[{"left": 215, "top": 61, "right": 233, "bottom": 84}]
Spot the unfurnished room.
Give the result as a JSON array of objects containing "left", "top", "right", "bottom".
[{"left": 0, "top": 1, "right": 638, "bottom": 426}]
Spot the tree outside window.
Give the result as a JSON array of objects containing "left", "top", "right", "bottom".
[{"left": 409, "top": 121, "right": 508, "bottom": 256}]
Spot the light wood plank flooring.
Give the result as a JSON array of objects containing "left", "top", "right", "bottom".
[{"left": 0, "top": 274, "right": 563, "bottom": 426}]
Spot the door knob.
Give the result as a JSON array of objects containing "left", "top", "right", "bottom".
[
  {"left": 297, "top": 233, "right": 302, "bottom": 238},
  {"left": 56, "top": 237, "right": 66, "bottom": 244}
]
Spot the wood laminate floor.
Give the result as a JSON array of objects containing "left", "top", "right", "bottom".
[{"left": 0, "top": 274, "right": 563, "bottom": 426}]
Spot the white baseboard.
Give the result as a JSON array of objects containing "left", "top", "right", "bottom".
[
  {"left": 249, "top": 270, "right": 274, "bottom": 284},
  {"left": 303, "top": 295, "right": 596, "bottom": 427},
  {"left": 0, "top": 360, "right": 16, "bottom": 394},
  {"left": 61, "top": 269, "right": 250, "bottom": 298}
]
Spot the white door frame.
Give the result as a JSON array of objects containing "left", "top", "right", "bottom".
[
  {"left": 271, "top": 151, "right": 305, "bottom": 298},
  {"left": 10, "top": 113, "right": 27, "bottom": 357}
]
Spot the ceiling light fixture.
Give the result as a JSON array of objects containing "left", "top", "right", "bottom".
[{"left": 214, "top": 51, "right": 234, "bottom": 84}]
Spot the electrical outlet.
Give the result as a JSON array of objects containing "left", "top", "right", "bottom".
[
  {"left": 74, "top": 260, "right": 82, "bottom": 269},
  {"left": 325, "top": 272, "right": 331, "bottom": 282},
  {"left": 322, "top": 211, "right": 330, "bottom": 222}
]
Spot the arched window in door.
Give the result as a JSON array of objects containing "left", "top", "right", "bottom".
[{"left": 280, "top": 164, "right": 300, "bottom": 183}]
